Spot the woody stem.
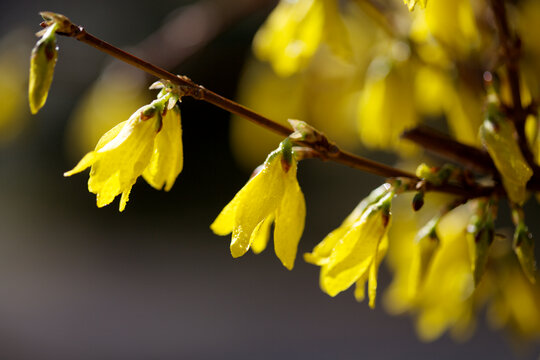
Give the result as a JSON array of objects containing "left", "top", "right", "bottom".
[{"left": 48, "top": 14, "right": 492, "bottom": 198}]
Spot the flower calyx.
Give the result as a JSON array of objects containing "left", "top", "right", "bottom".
[{"left": 288, "top": 119, "right": 339, "bottom": 158}]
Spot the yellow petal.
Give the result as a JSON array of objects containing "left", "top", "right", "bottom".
[
  {"left": 253, "top": 0, "right": 324, "bottom": 77},
  {"left": 354, "top": 234, "right": 389, "bottom": 306},
  {"left": 95, "top": 120, "right": 128, "bottom": 151},
  {"left": 304, "top": 225, "right": 349, "bottom": 266},
  {"left": 250, "top": 215, "right": 274, "bottom": 254},
  {"left": 305, "top": 184, "right": 390, "bottom": 265},
  {"left": 119, "top": 186, "right": 132, "bottom": 212},
  {"left": 274, "top": 161, "right": 306, "bottom": 270},
  {"left": 321, "top": 202, "right": 389, "bottom": 296},
  {"left": 96, "top": 172, "right": 122, "bottom": 208},
  {"left": 143, "top": 106, "right": 183, "bottom": 191},
  {"left": 368, "top": 235, "right": 389, "bottom": 309},
  {"left": 321, "top": 0, "right": 352, "bottom": 60},
  {"left": 64, "top": 152, "right": 97, "bottom": 177},
  {"left": 210, "top": 195, "right": 240, "bottom": 236},
  {"left": 230, "top": 155, "right": 286, "bottom": 257},
  {"left": 354, "top": 272, "right": 369, "bottom": 302}
]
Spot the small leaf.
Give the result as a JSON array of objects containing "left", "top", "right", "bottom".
[{"left": 480, "top": 111, "right": 532, "bottom": 205}]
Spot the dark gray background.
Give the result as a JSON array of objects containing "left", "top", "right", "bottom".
[{"left": 0, "top": 0, "right": 539, "bottom": 359}]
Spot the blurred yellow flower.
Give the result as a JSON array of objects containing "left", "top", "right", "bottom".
[
  {"left": 306, "top": 187, "right": 393, "bottom": 308},
  {"left": 253, "top": 0, "right": 350, "bottom": 77},
  {"left": 65, "top": 95, "right": 183, "bottom": 211},
  {"left": 211, "top": 139, "right": 306, "bottom": 270},
  {"left": 385, "top": 199, "right": 477, "bottom": 341},
  {"left": 423, "top": 0, "right": 480, "bottom": 58},
  {"left": 357, "top": 54, "right": 418, "bottom": 153}
]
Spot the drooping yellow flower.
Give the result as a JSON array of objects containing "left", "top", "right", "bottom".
[
  {"left": 211, "top": 139, "right": 306, "bottom": 270},
  {"left": 64, "top": 95, "right": 183, "bottom": 211},
  {"left": 253, "top": 0, "right": 350, "bottom": 77},
  {"left": 306, "top": 187, "right": 393, "bottom": 308},
  {"left": 486, "top": 260, "right": 540, "bottom": 340},
  {"left": 423, "top": 0, "right": 480, "bottom": 58},
  {"left": 385, "top": 198, "right": 477, "bottom": 341},
  {"left": 357, "top": 54, "right": 418, "bottom": 154}
]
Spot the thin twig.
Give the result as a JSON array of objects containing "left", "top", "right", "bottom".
[
  {"left": 43, "top": 13, "right": 493, "bottom": 199},
  {"left": 402, "top": 125, "right": 496, "bottom": 174}
]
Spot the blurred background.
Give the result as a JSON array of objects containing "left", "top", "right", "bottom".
[{"left": 1, "top": 0, "right": 540, "bottom": 359}]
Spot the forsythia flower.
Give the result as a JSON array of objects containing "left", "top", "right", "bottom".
[
  {"left": 253, "top": 0, "right": 350, "bottom": 77},
  {"left": 211, "top": 139, "right": 306, "bottom": 270},
  {"left": 357, "top": 54, "right": 418, "bottom": 153},
  {"left": 385, "top": 199, "right": 477, "bottom": 341},
  {"left": 305, "top": 186, "right": 393, "bottom": 308},
  {"left": 64, "top": 97, "right": 183, "bottom": 211}
]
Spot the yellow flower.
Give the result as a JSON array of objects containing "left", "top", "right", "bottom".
[
  {"left": 423, "top": 0, "right": 480, "bottom": 58},
  {"left": 64, "top": 96, "right": 183, "bottom": 211},
  {"left": 306, "top": 187, "right": 393, "bottom": 308},
  {"left": 357, "top": 54, "right": 419, "bottom": 154},
  {"left": 253, "top": 0, "right": 350, "bottom": 77},
  {"left": 211, "top": 139, "right": 306, "bottom": 270},
  {"left": 385, "top": 199, "right": 477, "bottom": 341}
]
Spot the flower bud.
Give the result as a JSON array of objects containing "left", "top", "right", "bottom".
[
  {"left": 29, "top": 24, "right": 58, "bottom": 114},
  {"left": 480, "top": 109, "right": 532, "bottom": 205}
]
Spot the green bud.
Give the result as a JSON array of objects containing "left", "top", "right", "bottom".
[
  {"left": 28, "top": 23, "right": 59, "bottom": 114},
  {"left": 513, "top": 225, "right": 537, "bottom": 284}
]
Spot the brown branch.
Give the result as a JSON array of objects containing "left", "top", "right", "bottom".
[
  {"left": 42, "top": 13, "right": 494, "bottom": 199},
  {"left": 402, "top": 125, "right": 496, "bottom": 174},
  {"left": 403, "top": 124, "right": 540, "bottom": 192}
]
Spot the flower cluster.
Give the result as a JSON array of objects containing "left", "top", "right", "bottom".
[
  {"left": 64, "top": 91, "right": 183, "bottom": 211},
  {"left": 26, "top": 0, "right": 540, "bottom": 345}
]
